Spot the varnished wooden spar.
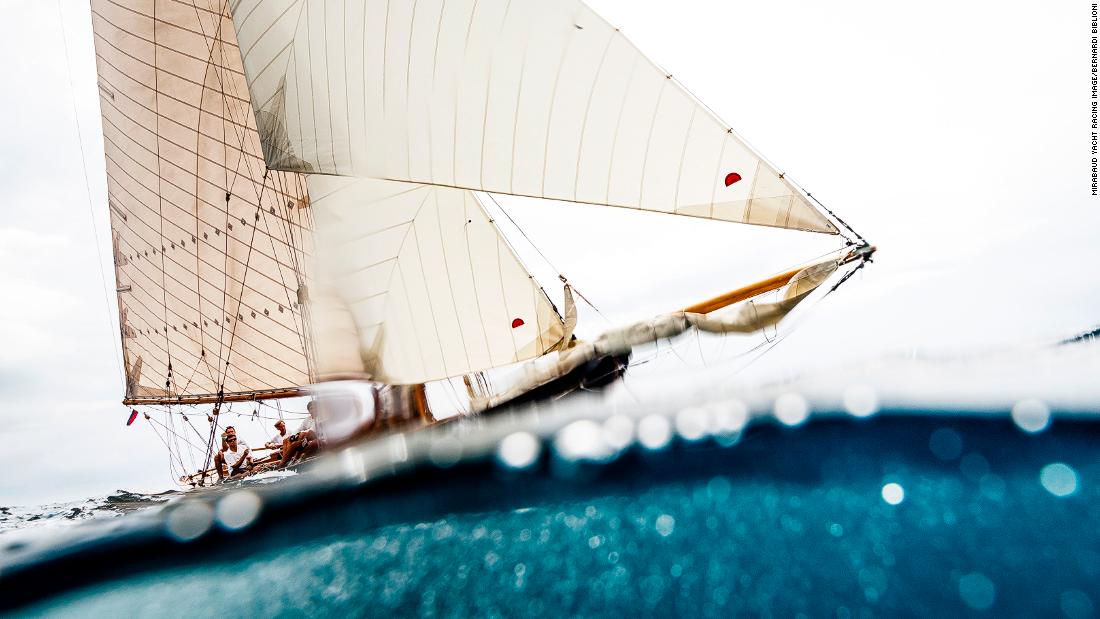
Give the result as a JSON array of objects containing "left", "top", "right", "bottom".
[
  {"left": 122, "top": 387, "right": 305, "bottom": 406},
  {"left": 681, "top": 244, "right": 874, "bottom": 315},
  {"left": 681, "top": 267, "right": 805, "bottom": 315}
]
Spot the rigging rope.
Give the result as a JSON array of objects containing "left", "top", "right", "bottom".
[
  {"left": 803, "top": 192, "right": 867, "bottom": 246},
  {"left": 187, "top": 0, "right": 230, "bottom": 393},
  {"left": 144, "top": 413, "right": 187, "bottom": 481},
  {"left": 146, "top": 411, "right": 209, "bottom": 454},
  {"left": 217, "top": 172, "right": 271, "bottom": 392},
  {"left": 181, "top": 409, "right": 211, "bottom": 446},
  {"left": 198, "top": 400, "right": 221, "bottom": 486},
  {"left": 484, "top": 192, "right": 609, "bottom": 320}
]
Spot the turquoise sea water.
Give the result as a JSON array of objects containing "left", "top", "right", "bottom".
[{"left": 6, "top": 414, "right": 1098, "bottom": 617}]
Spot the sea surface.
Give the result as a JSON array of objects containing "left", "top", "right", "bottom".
[
  {"left": 2, "top": 340, "right": 1099, "bottom": 617},
  {"left": 0, "top": 491, "right": 174, "bottom": 535}
]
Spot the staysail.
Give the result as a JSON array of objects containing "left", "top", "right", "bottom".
[
  {"left": 91, "top": 0, "right": 314, "bottom": 403},
  {"left": 228, "top": 0, "right": 839, "bottom": 234},
  {"left": 308, "top": 177, "right": 565, "bottom": 384}
]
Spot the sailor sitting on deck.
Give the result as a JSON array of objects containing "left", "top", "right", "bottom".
[
  {"left": 265, "top": 420, "right": 288, "bottom": 452},
  {"left": 218, "top": 425, "right": 236, "bottom": 451},
  {"left": 215, "top": 428, "right": 252, "bottom": 479},
  {"left": 249, "top": 420, "right": 290, "bottom": 467},
  {"left": 279, "top": 402, "right": 321, "bottom": 467}
]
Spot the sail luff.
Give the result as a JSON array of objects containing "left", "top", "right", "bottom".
[
  {"left": 92, "top": 0, "right": 315, "bottom": 403},
  {"left": 229, "top": 0, "right": 839, "bottom": 235}
]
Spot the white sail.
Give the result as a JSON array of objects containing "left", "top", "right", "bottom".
[
  {"left": 91, "top": 0, "right": 313, "bottom": 402},
  {"left": 228, "top": 0, "right": 838, "bottom": 234},
  {"left": 309, "top": 177, "right": 565, "bottom": 384}
]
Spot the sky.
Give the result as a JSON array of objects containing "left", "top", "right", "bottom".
[{"left": 1, "top": 0, "right": 1097, "bottom": 506}]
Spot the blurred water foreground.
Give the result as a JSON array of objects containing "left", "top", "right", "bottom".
[{"left": 2, "top": 338, "right": 1099, "bottom": 616}]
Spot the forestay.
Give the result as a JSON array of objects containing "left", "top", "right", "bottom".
[
  {"left": 308, "top": 177, "right": 565, "bottom": 384},
  {"left": 91, "top": 0, "right": 313, "bottom": 402},
  {"left": 229, "top": 0, "right": 838, "bottom": 234}
]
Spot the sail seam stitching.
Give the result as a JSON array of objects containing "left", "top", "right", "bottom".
[
  {"left": 433, "top": 192, "right": 475, "bottom": 372},
  {"left": 539, "top": 15, "right": 580, "bottom": 197},
  {"left": 462, "top": 193, "right": 494, "bottom": 366},
  {"left": 409, "top": 202, "right": 453, "bottom": 377},
  {"left": 572, "top": 28, "right": 617, "bottom": 202},
  {"left": 151, "top": 0, "right": 178, "bottom": 397}
]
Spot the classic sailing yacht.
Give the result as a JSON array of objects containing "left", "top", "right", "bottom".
[{"left": 89, "top": 0, "right": 872, "bottom": 484}]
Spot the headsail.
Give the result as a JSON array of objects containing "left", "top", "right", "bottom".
[
  {"left": 309, "top": 177, "right": 565, "bottom": 385},
  {"left": 91, "top": 0, "right": 313, "bottom": 403},
  {"left": 229, "top": 0, "right": 838, "bottom": 234}
]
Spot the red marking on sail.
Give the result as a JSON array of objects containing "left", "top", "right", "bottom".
[
  {"left": 511, "top": 318, "right": 525, "bottom": 329},
  {"left": 127, "top": 409, "right": 139, "bottom": 426},
  {"left": 724, "top": 172, "right": 742, "bottom": 187}
]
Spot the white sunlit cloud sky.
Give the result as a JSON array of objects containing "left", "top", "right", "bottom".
[{"left": 1, "top": 0, "right": 1098, "bottom": 505}]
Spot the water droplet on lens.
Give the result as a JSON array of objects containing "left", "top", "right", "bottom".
[
  {"left": 602, "top": 415, "right": 635, "bottom": 451},
  {"left": 638, "top": 414, "right": 672, "bottom": 450},
  {"left": 428, "top": 436, "right": 463, "bottom": 468},
  {"left": 774, "top": 393, "right": 809, "bottom": 427},
  {"left": 929, "top": 428, "right": 963, "bottom": 461},
  {"left": 165, "top": 502, "right": 214, "bottom": 542},
  {"left": 497, "top": 432, "right": 541, "bottom": 470},
  {"left": 675, "top": 407, "right": 709, "bottom": 441},
  {"left": 960, "top": 453, "right": 989, "bottom": 481},
  {"left": 843, "top": 384, "right": 879, "bottom": 417},
  {"left": 710, "top": 399, "right": 748, "bottom": 435},
  {"left": 958, "top": 572, "right": 996, "bottom": 611},
  {"left": 1040, "top": 462, "right": 1078, "bottom": 497},
  {"left": 215, "top": 491, "right": 262, "bottom": 531},
  {"left": 881, "top": 482, "right": 905, "bottom": 505},
  {"left": 554, "top": 420, "right": 613, "bottom": 462},
  {"left": 1011, "top": 398, "right": 1051, "bottom": 434},
  {"left": 979, "top": 474, "right": 1006, "bottom": 502},
  {"left": 655, "top": 513, "right": 676, "bottom": 537},
  {"left": 706, "top": 476, "right": 732, "bottom": 502},
  {"left": 1060, "top": 589, "right": 1094, "bottom": 619}
]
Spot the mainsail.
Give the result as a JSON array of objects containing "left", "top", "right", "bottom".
[
  {"left": 228, "top": 0, "right": 839, "bottom": 234},
  {"left": 91, "top": 0, "right": 314, "bottom": 403}
]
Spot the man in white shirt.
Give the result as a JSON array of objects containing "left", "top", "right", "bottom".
[
  {"left": 279, "top": 402, "right": 321, "bottom": 467},
  {"left": 250, "top": 420, "right": 291, "bottom": 467},
  {"left": 265, "top": 420, "right": 288, "bottom": 451},
  {"left": 216, "top": 431, "right": 252, "bottom": 480}
]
